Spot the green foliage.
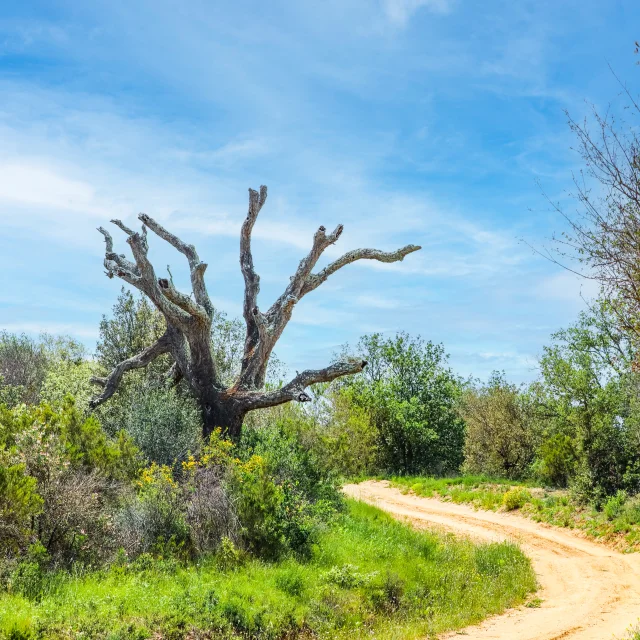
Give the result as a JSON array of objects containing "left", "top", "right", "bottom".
[
  {"left": 343, "top": 332, "right": 465, "bottom": 476},
  {"left": 97, "top": 382, "right": 201, "bottom": 466},
  {"left": 0, "top": 333, "right": 88, "bottom": 409},
  {"left": 533, "top": 433, "right": 577, "bottom": 488},
  {"left": 531, "top": 302, "right": 640, "bottom": 502},
  {"left": 0, "top": 333, "right": 50, "bottom": 406},
  {"left": 96, "top": 288, "right": 166, "bottom": 373},
  {"left": 0, "top": 459, "right": 43, "bottom": 553},
  {"left": 0, "top": 500, "right": 536, "bottom": 640},
  {"left": 1, "top": 397, "right": 141, "bottom": 481},
  {"left": 603, "top": 490, "right": 628, "bottom": 521},
  {"left": 462, "top": 372, "right": 535, "bottom": 480},
  {"left": 391, "top": 475, "right": 640, "bottom": 552},
  {"left": 117, "top": 463, "right": 191, "bottom": 558},
  {"left": 0, "top": 399, "right": 141, "bottom": 565},
  {"left": 233, "top": 423, "right": 339, "bottom": 558},
  {"left": 502, "top": 487, "right": 531, "bottom": 511}
]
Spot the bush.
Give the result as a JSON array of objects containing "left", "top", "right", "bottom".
[
  {"left": 184, "top": 465, "right": 239, "bottom": 555},
  {"left": 238, "top": 421, "right": 343, "bottom": 557},
  {"left": 603, "top": 490, "right": 628, "bottom": 521},
  {"left": 0, "top": 399, "right": 140, "bottom": 565},
  {"left": 462, "top": 372, "right": 534, "bottom": 480},
  {"left": 534, "top": 433, "right": 577, "bottom": 488},
  {"left": 0, "top": 459, "right": 42, "bottom": 554},
  {"left": 116, "top": 464, "right": 191, "bottom": 558},
  {"left": 502, "top": 488, "right": 531, "bottom": 511},
  {"left": 96, "top": 383, "right": 201, "bottom": 467},
  {"left": 342, "top": 333, "right": 465, "bottom": 476}
]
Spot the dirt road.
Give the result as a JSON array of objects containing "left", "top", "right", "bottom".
[{"left": 343, "top": 481, "right": 640, "bottom": 640}]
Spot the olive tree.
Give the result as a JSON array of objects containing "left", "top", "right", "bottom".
[{"left": 91, "top": 186, "right": 420, "bottom": 439}]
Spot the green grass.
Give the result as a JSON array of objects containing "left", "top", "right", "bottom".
[
  {"left": 618, "top": 623, "right": 640, "bottom": 639},
  {"left": 0, "top": 499, "right": 536, "bottom": 640},
  {"left": 389, "top": 476, "right": 640, "bottom": 552}
]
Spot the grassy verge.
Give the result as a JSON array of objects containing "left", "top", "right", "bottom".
[
  {"left": 0, "top": 499, "right": 536, "bottom": 640},
  {"left": 389, "top": 475, "right": 640, "bottom": 552}
]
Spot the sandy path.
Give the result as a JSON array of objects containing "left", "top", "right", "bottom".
[{"left": 343, "top": 480, "right": 640, "bottom": 640}]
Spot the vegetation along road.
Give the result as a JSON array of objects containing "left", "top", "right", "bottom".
[{"left": 344, "top": 481, "right": 640, "bottom": 640}]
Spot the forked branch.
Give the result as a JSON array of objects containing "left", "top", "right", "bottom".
[
  {"left": 301, "top": 245, "right": 421, "bottom": 296},
  {"left": 94, "top": 184, "right": 421, "bottom": 439},
  {"left": 240, "top": 358, "right": 368, "bottom": 410},
  {"left": 89, "top": 332, "right": 172, "bottom": 408}
]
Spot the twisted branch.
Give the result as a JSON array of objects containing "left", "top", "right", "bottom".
[
  {"left": 89, "top": 333, "right": 172, "bottom": 408},
  {"left": 301, "top": 245, "right": 421, "bottom": 296},
  {"left": 239, "top": 358, "right": 368, "bottom": 410}
]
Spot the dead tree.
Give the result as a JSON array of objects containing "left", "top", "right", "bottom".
[{"left": 90, "top": 186, "right": 421, "bottom": 440}]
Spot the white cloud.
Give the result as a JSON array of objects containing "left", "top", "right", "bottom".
[
  {"left": 0, "top": 322, "right": 99, "bottom": 339},
  {"left": 382, "top": 0, "right": 453, "bottom": 26},
  {"left": 0, "top": 161, "right": 108, "bottom": 217}
]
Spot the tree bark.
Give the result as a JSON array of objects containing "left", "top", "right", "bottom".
[
  {"left": 91, "top": 185, "right": 421, "bottom": 440},
  {"left": 203, "top": 397, "right": 247, "bottom": 442}
]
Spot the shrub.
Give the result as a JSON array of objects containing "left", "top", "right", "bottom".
[
  {"left": 184, "top": 465, "right": 238, "bottom": 555},
  {"left": 603, "top": 490, "right": 627, "bottom": 521},
  {"left": 116, "top": 463, "right": 190, "bottom": 558},
  {"left": 534, "top": 433, "right": 577, "bottom": 488},
  {"left": 502, "top": 488, "right": 531, "bottom": 511},
  {"left": 462, "top": 373, "right": 535, "bottom": 480},
  {"left": 96, "top": 383, "right": 201, "bottom": 467},
  {"left": 238, "top": 422, "right": 342, "bottom": 557},
  {"left": 621, "top": 496, "right": 640, "bottom": 526},
  {"left": 0, "top": 459, "right": 42, "bottom": 554},
  {"left": 3, "top": 398, "right": 141, "bottom": 482},
  {"left": 1, "top": 402, "right": 135, "bottom": 566},
  {"left": 231, "top": 455, "right": 286, "bottom": 558}
]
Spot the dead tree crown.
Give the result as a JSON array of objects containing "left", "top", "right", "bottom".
[{"left": 91, "top": 186, "right": 421, "bottom": 439}]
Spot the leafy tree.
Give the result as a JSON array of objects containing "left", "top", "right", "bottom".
[
  {"left": 344, "top": 333, "right": 465, "bottom": 475},
  {"left": 462, "top": 372, "right": 534, "bottom": 480},
  {"left": 549, "top": 57, "right": 640, "bottom": 347},
  {"left": 0, "top": 333, "right": 90, "bottom": 409},
  {"left": 0, "top": 332, "right": 49, "bottom": 405},
  {"left": 532, "top": 302, "right": 640, "bottom": 500}
]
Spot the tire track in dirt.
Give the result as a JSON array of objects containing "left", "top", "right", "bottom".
[{"left": 343, "top": 481, "right": 640, "bottom": 640}]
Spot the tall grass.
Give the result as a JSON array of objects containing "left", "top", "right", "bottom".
[
  {"left": 390, "top": 476, "right": 640, "bottom": 552},
  {"left": 0, "top": 499, "right": 536, "bottom": 639}
]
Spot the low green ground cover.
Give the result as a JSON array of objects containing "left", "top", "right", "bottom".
[
  {"left": 0, "top": 499, "right": 536, "bottom": 640},
  {"left": 390, "top": 476, "right": 640, "bottom": 552}
]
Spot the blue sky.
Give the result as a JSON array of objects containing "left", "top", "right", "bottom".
[{"left": 0, "top": 0, "right": 637, "bottom": 383}]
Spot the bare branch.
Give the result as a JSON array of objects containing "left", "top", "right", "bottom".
[
  {"left": 240, "top": 186, "right": 268, "bottom": 370},
  {"left": 268, "top": 224, "right": 344, "bottom": 318},
  {"left": 240, "top": 186, "right": 268, "bottom": 321},
  {"left": 301, "top": 244, "right": 421, "bottom": 296},
  {"left": 139, "top": 213, "right": 213, "bottom": 316},
  {"left": 239, "top": 358, "right": 368, "bottom": 410},
  {"left": 98, "top": 227, "right": 140, "bottom": 281},
  {"left": 157, "top": 277, "right": 208, "bottom": 321},
  {"left": 111, "top": 219, "right": 135, "bottom": 236},
  {"left": 100, "top": 222, "right": 194, "bottom": 330},
  {"left": 89, "top": 333, "right": 172, "bottom": 408}
]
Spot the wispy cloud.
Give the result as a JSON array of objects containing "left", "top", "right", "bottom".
[
  {"left": 382, "top": 0, "right": 454, "bottom": 26},
  {"left": 0, "top": 0, "right": 634, "bottom": 383}
]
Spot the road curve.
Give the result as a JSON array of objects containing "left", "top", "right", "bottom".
[{"left": 343, "top": 480, "right": 640, "bottom": 640}]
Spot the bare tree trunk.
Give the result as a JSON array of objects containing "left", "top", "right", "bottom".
[
  {"left": 90, "top": 185, "right": 420, "bottom": 440},
  {"left": 203, "top": 398, "right": 246, "bottom": 442}
]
